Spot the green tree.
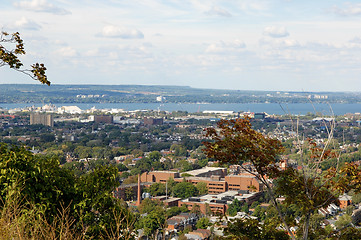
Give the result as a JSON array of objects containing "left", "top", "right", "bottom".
[
  {"left": 146, "top": 182, "right": 166, "bottom": 197},
  {"left": 137, "top": 198, "right": 167, "bottom": 239},
  {"left": 0, "top": 144, "right": 75, "bottom": 220},
  {"left": 252, "top": 206, "right": 266, "bottom": 221},
  {"left": 202, "top": 118, "right": 350, "bottom": 240},
  {"left": 148, "top": 151, "right": 162, "bottom": 161},
  {"left": 346, "top": 205, "right": 354, "bottom": 216},
  {"left": 171, "top": 144, "right": 187, "bottom": 157},
  {"left": 139, "top": 211, "right": 166, "bottom": 238},
  {"left": 335, "top": 214, "right": 352, "bottom": 230},
  {"left": 227, "top": 199, "right": 243, "bottom": 216},
  {"left": 179, "top": 204, "right": 190, "bottom": 213},
  {"left": 116, "top": 163, "right": 128, "bottom": 172},
  {"left": 175, "top": 159, "right": 193, "bottom": 172},
  {"left": 173, "top": 181, "right": 198, "bottom": 199},
  {"left": 166, "top": 206, "right": 181, "bottom": 218},
  {"left": 352, "top": 193, "right": 361, "bottom": 204},
  {"left": 220, "top": 218, "right": 289, "bottom": 240},
  {"left": 73, "top": 165, "right": 125, "bottom": 238},
  {"left": 0, "top": 144, "right": 137, "bottom": 239},
  {"left": 196, "top": 217, "right": 211, "bottom": 229},
  {"left": 196, "top": 182, "right": 208, "bottom": 195},
  {"left": 191, "top": 204, "right": 201, "bottom": 215},
  {"left": 138, "top": 198, "right": 164, "bottom": 214}
]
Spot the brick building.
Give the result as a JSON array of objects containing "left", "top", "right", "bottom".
[
  {"left": 152, "top": 196, "right": 181, "bottom": 207},
  {"left": 184, "top": 167, "right": 227, "bottom": 178},
  {"left": 175, "top": 176, "right": 227, "bottom": 194},
  {"left": 140, "top": 167, "right": 262, "bottom": 193},
  {"left": 225, "top": 174, "right": 263, "bottom": 192},
  {"left": 141, "top": 171, "right": 180, "bottom": 183},
  {"left": 338, "top": 193, "right": 352, "bottom": 209}
]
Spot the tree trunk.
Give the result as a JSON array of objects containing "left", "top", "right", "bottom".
[
  {"left": 303, "top": 213, "right": 311, "bottom": 240},
  {"left": 262, "top": 177, "right": 296, "bottom": 240}
]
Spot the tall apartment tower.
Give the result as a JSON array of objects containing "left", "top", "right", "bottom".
[
  {"left": 94, "top": 115, "right": 113, "bottom": 124},
  {"left": 30, "top": 113, "right": 54, "bottom": 127}
]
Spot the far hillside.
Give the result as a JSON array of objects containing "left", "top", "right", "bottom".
[{"left": 0, "top": 84, "right": 359, "bottom": 104}]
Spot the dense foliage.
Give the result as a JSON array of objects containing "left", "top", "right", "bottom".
[{"left": 0, "top": 143, "right": 136, "bottom": 239}]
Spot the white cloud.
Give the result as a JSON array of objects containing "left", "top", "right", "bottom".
[
  {"left": 331, "top": 3, "right": 361, "bottom": 16},
  {"left": 55, "top": 47, "right": 77, "bottom": 57},
  {"left": 13, "top": 17, "right": 41, "bottom": 30},
  {"left": 263, "top": 26, "right": 289, "bottom": 38},
  {"left": 259, "top": 38, "right": 300, "bottom": 48},
  {"left": 236, "top": 0, "right": 270, "bottom": 13},
  {"left": 14, "top": 0, "right": 71, "bottom": 15},
  {"left": 205, "top": 6, "right": 232, "bottom": 17},
  {"left": 84, "top": 49, "right": 100, "bottom": 57},
  {"left": 349, "top": 37, "right": 361, "bottom": 44},
  {"left": 99, "top": 25, "right": 144, "bottom": 39},
  {"left": 53, "top": 40, "right": 68, "bottom": 46},
  {"left": 205, "top": 40, "right": 246, "bottom": 54}
]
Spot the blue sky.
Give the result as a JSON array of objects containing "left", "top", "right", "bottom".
[{"left": 1, "top": 0, "right": 361, "bottom": 91}]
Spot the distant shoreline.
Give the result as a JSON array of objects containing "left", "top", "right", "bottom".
[{"left": 1, "top": 102, "right": 360, "bottom": 116}]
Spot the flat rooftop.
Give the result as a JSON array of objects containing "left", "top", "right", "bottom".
[
  {"left": 180, "top": 190, "right": 261, "bottom": 205},
  {"left": 176, "top": 176, "right": 226, "bottom": 182},
  {"left": 183, "top": 167, "right": 226, "bottom": 176}
]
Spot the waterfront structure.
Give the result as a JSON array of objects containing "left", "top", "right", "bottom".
[
  {"left": 57, "top": 106, "right": 82, "bottom": 114},
  {"left": 156, "top": 96, "right": 165, "bottom": 102},
  {"left": 202, "top": 110, "right": 234, "bottom": 115}
]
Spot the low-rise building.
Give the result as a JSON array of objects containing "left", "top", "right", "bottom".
[
  {"left": 185, "top": 229, "right": 211, "bottom": 240},
  {"left": 339, "top": 193, "right": 352, "bottom": 209},
  {"left": 182, "top": 167, "right": 227, "bottom": 178},
  {"left": 225, "top": 174, "right": 263, "bottom": 192},
  {"left": 179, "top": 191, "right": 262, "bottom": 215},
  {"left": 141, "top": 168, "right": 262, "bottom": 194},
  {"left": 141, "top": 171, "right": 180, "bottom": 183},
  {"left": 166, "top": 213, "right": 198, "bottom": 231}
]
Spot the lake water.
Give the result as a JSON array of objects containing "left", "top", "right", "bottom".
[{"left": 1, "top": 102, "right": 361, "bottom": 116}]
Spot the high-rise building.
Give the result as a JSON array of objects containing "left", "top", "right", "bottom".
[
  {"left": 143, "top": 117, "right": 163, "bottom": 125},
  {"left": 94, "top": 115, "right": 113, "bottom": 124},
  {"left": 30, "top": 113, "right": 54, "bottom": 127}
]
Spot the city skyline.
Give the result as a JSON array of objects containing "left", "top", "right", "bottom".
[{"left": 2, "top": 0, "right": 361, "bottom": 91}]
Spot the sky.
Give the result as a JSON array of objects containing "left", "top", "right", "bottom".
[{"left": 1, "top": 0, "right": 361, "bottom": 92}]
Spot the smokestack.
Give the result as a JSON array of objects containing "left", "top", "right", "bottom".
[{"left": 136, "top": 174, "right": 141, "bottom": 206}]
